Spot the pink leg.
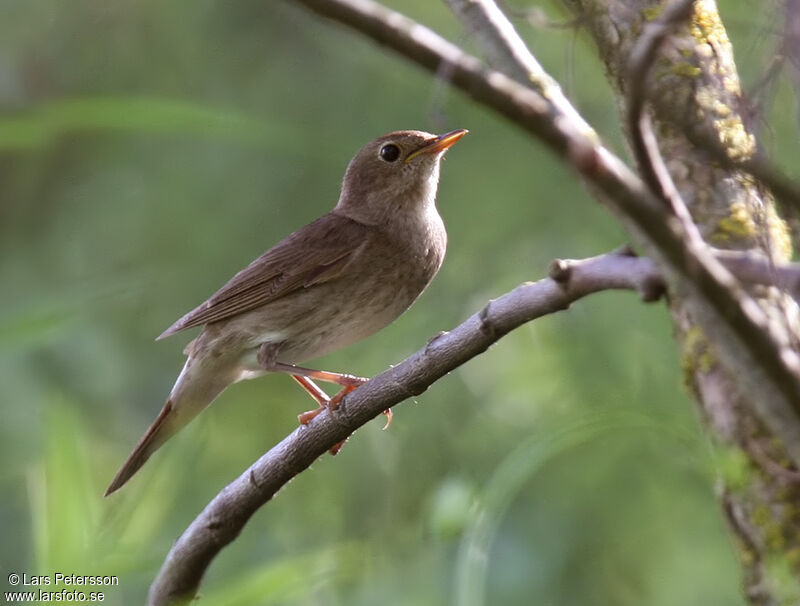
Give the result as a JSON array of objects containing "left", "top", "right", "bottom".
[
  {"left": 290, "top": 370, "right": 392, "bottom": 429},
  {"left": 266, "top": 361, "right": 369, "bottom": 411},
  {"left": 288, "top": 374, "right": 358, "bottom": 455},
  {"left": 257, "top": 346, "right": 377, "bottom": 454},
  {"left": 291, "top": 375, "right": 330, "bottom": 425}
]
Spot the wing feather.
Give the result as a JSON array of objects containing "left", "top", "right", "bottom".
[{"left": 157, "top": 212, "right": 369, "bottom": 339}]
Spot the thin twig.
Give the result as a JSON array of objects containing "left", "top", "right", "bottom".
[
  {"left": 626, "top": 0, "right": 699, "bottom": 237},
  {"left": 697, "top": 137, "right": 800, "bottom": 218},
  {"left": 148, "top": 250, "right": 666, "bottom": 604},
  {"left": 443, "top": 0, "right": 592, "bottom": 134},
  {"left": 444, "top": 0, "right": 544, "bottom": 85},
  {"left": 715, "top": 248, "right": 800, "bottom": 300},
  {"left": 496, "top": 0, "right": 583, "bottom": 30}
]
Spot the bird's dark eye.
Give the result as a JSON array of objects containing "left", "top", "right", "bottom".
[{"left": 379, "top": 144, "right": 400, "bottom": 162}]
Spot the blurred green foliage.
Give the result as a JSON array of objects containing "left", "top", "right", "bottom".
[{"left": 2, "top": 0, "right": 794, "bottom": 604}]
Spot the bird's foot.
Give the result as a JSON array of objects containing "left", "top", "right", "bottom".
[
  {"left": 328, "top": 408, "right": 390, "bottom": 456},
  {"left": 329, "top": 383, "right": 362, "bottom": 411},
  {"left": 328, "top": 375, "right": 369, "bottom": 410},
  {"left": 293, "top": 374, "right": 373, "bottom": 457}
]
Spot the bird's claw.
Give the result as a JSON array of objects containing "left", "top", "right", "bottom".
[
  {"left": 329, "top": 438, "right": 348, "bottom": 455},
  {"left": 329, "top": 384, "right": 358, "bottom": 410},
  {"left": 298, "top": 406, "right": 325, "bottom": 425},
  {"left": 297, "top": 380, "right": 382, "bottom": 456}
]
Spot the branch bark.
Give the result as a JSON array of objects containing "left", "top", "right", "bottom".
[{"left": 148, "top": 250, "right": 665, "bottom": 604}]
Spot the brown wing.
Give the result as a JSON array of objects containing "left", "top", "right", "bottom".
[{"left": 157, "top": 212, "right": 370, "bottom": 339}]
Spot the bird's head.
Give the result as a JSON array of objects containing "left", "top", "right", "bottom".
[{"left": 335, "top": 129, "right": 467, "bottom": 225}]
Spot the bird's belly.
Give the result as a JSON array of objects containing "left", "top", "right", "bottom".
[
  {"left": 279, "top": 280, "right": 418, "bottom": 363},
  {"left": 231, "top": 274, "right": 426, "bottom": 373}
]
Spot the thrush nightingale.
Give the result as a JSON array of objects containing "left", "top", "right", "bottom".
[{"left": 105, "top": 128, "right": 467, "bottom": 495}]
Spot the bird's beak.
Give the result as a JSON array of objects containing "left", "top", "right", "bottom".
[{"left": 405, "top": 129, "right": 469, "bottom": 163}]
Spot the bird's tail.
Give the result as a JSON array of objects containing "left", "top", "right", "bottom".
[{"left": 105, "top": 354, "right": 238, "bottom": 496}]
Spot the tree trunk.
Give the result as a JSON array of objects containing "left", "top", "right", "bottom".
[{"left": 557, "top": 0, "right": 800, "bottom": 602}]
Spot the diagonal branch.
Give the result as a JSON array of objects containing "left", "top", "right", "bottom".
[
  {"left": 148, "top": 250, "right": 665, "bottom": 605},
  {"left": 442, "top": 0, "right": 592, "bottom": 133},
  {"left": 148, "top": 241, "right": 800, "bottom": 603}
]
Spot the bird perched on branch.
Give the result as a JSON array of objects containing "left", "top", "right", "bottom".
[{"left": 105, "top": 128, "right": 468, "bottom": 495}]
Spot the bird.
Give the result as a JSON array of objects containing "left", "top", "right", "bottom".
[{"left": 104, "top": 128, "right": 468, "bottom": 496}]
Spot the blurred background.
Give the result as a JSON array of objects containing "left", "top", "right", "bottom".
[{"left": 1, "top": 1, "right": 796, "bottom": 604}]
